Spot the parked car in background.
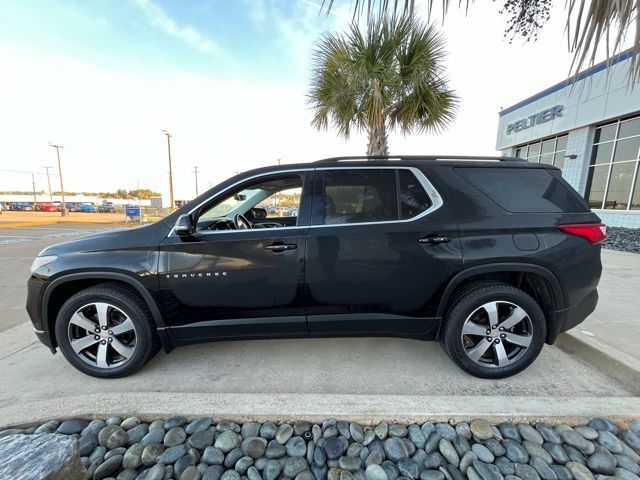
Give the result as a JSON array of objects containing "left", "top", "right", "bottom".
[
  {"left": 26, "top": 155, "right": 605, "bottom": 379},
  {"left": 10, "top": 202, "right": 35, "bottom": 211},
  {"left": 37, "top": 203, "right": 59, "bottom": 212},
  {"left": 77, "top": 203, "right": 97, "bottom": 213},
  {"left": 98, "top": 202, "right": 116, "bottom": 213}
]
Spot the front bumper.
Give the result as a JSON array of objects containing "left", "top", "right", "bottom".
[
  {"left": 548, "top": 288, "right": 598, "bottom": 343},
  {"left": 26, "top": 276, "right": 56, "bottom": 353}
]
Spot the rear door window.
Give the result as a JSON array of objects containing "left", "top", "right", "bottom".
[
  {"left": 455, "top": 167, "right": 588, "bottom": 213},
  {"left": 317, "top": 168, "right": 433, "bottom": 225}
]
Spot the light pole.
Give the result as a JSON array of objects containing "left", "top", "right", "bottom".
[
  {"left": 31, "top": 173, "right": 37, "bottom": 205},
  {"left": 193, "top": 166, "right": 200, "bottom": 197},
  {"left": 43, "top": 166, "right": 54, "bottom": 203},
  {"left": 49, "top": 143, "right": 67, "bottom": 216},
  {"left": 162, "top": 130, "right": 174, "bottom": 209}
]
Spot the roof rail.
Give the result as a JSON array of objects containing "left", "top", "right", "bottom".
[{"left": 314, "top": 155, "right": 525, "bottom": 163}]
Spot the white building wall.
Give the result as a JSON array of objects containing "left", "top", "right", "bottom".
[{"left": 561, "top": 126, "right": 594, "bottom": 194}]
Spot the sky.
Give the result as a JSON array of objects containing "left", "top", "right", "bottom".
[{"left": 0, "top": 0, "right": 621, "bottom": 200}]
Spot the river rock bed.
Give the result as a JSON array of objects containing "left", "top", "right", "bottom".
[
  {"left": 1, "top": 417, "right": 640, "bottom": 480},
  {"left": 603, "top": 227, "right": 640, "bottom": 254}
]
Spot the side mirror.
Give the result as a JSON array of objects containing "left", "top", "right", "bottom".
[{"left": 174, "top": 214, "right": 195, "bottom": 237}]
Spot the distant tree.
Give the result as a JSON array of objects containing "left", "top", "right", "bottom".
[
  {"left": 322, "top": 0, "right": 640, "bottom": 81},
  {"left": 309, "top": 13, "right": 457, "bottom": 156}
]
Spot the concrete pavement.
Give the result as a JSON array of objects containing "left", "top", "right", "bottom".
[{"left": 0, "top": 228, "right": 638, "bottom": 427}]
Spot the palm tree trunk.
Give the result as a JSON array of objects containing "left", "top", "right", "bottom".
[{"left": 367, "top": 123, "right": 389, "bottom": 157}]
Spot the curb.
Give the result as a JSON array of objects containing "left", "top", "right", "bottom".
[
  {"left": 556, "top": 331, "right": 640, "bottom": 387},
  {"left": 1, "top": 393, "right": 640, "bottom": 430},
  {"left": 0, "top": 221, "right": 58, "bottom": 229}
]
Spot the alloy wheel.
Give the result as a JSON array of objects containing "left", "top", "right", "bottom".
[
  {"left": 460, "top": 300, "right": 533, "bottom": 368},
  {"left": 67, "top": 302, "right": 137, "bottom": 369}
]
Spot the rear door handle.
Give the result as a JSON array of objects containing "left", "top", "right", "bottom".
[
  {"left": 264, "top": 243, "right": 297, "bottom": 253},
  {"left": 419, "top": 235, "right": 451, "bottom": 245}
]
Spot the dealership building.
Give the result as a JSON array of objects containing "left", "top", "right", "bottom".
[{"left": 496, "top": 48, "right": 640, "bottom": 228}]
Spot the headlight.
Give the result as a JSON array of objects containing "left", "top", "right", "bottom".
[{"left": 30, "top": 255, "right": 58, "bottom": 273}]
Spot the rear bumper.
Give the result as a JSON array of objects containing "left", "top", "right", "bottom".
[{"left": 548, "top": 288, "right": 598, "bottom": 343}]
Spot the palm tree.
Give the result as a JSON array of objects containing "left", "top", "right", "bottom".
[
  {"left": 308, "top": 14, "right": 458, "bottom": 156},
  {"left": 321, "top": 0, "right": 640, "bottom": 81}
]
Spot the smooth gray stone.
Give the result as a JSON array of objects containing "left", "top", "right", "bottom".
[
  {"left": 389, "top": 424, "right": 408, "bottom": 438},
  {"left": 164, "top": 416, "right": 187, "bottom": 430},
  {"left": 339, "top": 455, "right": 362, "bottom": 472},
  {"left": 57, "top": 419, "right": 89, "bottom": 435},
  {"left": 515, "top": 463, "right": 540, "bottom": 480},
  {"left": 120, "top": 417, "right": 140, "bottom": 431},
  {"left": 36, "top": 420, "right": 61, "bottom": 435},
  {"left": 615, "top": 468, "right": 640, "bottom": 480},
  {"left": 614, "top": 454, "right": 640, "bottom": 475},
  {"left": 366, "top": 464, "right": 388, "bottom": 480},
  {"left": 411, "top": 449, "right": 427, "bottom": 467},
  {"left": 375, "top": 423, "right": 389, "bottom": 440},
  {"left": 523, "top": 441, "right": 553, "bottom": 464},
  {"left": 105, "top": 446, "right": 126, "bottom": 460},
  {"left": 561, "top": 430, "right": 593, "bottom": 454},
  {"left": 164, "top": 427, "right": 187, "bottom": 447},
  {"left": 421, "top": 423, "right": 435, "bottom": 440},
  {"left": 265, "top": 459, "right": 282, "bottom": 480},
  {"left": 189, "top": 430, "right": 215, "bottom": 450},
  {"left": 312, "top": 464, "right": 329, "bottom": 480},
  {"left": 459, "top": 452, "right": 477, "bottom": 473},
  {"left": 519, "top": 425, "right": 543, "bottom": 445},
  {"left": 297, "top": 471, "right": 316, "bottom": 480},
  {"left": 408, "top": 425, "right": 427, "bottom": 449},
  {"left": 89, "top": 445, "right": 107, "bottom": 464},
  {"left": 127, "top": 424, "right": 149, "bottom": 446},
  {"left": 242, "top": 437, "right": 268, "bottom": 459},
  {"left": 446, "top": 465, "right": 464, "bottom": 480},
  {"left": 494, "top": 457, "right": 514, "bottom": 476},
  {"left": 385, "top": 437, "right": 411, "bottom": 462},
  {"left": 484, "top": 438, "right": 506, "bottom": 457},
  {"left": 276, "top": 424, "right": 294, "bottom": 445},
  {"left": 221, "top": 470, "right": 241, "bottom": 480},
  {"left": 452, "top": 436, "right": 470, "bottom": 457},
  {"left": 469, "top": 420, "right": 493, "bottom": 441},
  {"left": 597, "top": 431, "right": 623, "bottom": 454},
  {"left": 588, "top": 419, "right": 619, "bottom": 435},
  {"left": 325, "top": 437, "right": 349, "bottom": 460},
  {"left": 586, "top": 451, "right": 616, "bottom": 475},
  {"left": 363, "top": 431, "right": 376, "bottom": 446},
  {"left": 420, "top": 471, "right": 444, "bottom": 480},
  {"left": 425, "top": 435, "right": 442, "bottom": 455},
  {"left": 203, "top": 465, "right": 225, "bottom": 480},
  {"left": 288, "top": 436, "right": 308, "bottom": 457},
  {"left": 141, "top": 443, "right": 165, "bottom": 467},
  {"left": 123, "top": 443, "right": 145, "bottom": 470},
  {"left": 157, "top": 444, "right": 187, "bottom": 464},
  {"left": 283, "top": 457, "right": 309, "bottom": 478},
  {"left": 629, "top": 420, "right": 640, "bottom": 434},
  {"left": 187, "top": 418, "right": 213, "bottom": 436},
  {"left": 397, "top": 459, "right": 419, "bottom": 479},
  {"left": 347, "top": 442, "right": 363, "bottom": 457},
  {"left": 622, "top": 430, "right": 640, "bottom": 450},
  {"left": 436, "top": 424, "right": 457, "bottom": 442},
  {"left": 455, "top": 424, "right": 471, "bottom": 441},
  {"left": 564, "top": 445, "right": 586, "bottom": 464},
  {"left": 149, "top": 420, "right": 165, "bottom": 431},
  {"left": 549, "top": 465, "right": 572, "bottom": 480},
  {"left": 566, "top": 461, "right": 595, "bottom": 480},
  {"left": 117, "top": 468, "right": 138, "bottom": 480},
  {"left": 574, "top": 426, "right": 598, "bottom": 440},
  {"left": 535, "top": 424, "right": 561, "bottom": 445},
  {"left": 180, "top": 465, "right": 202, "bottom": 480},
  {"left": 215, "top": 431, "right": 242, "bottom": 453},
  {"left": 315, "top": 444, "right": 328, "bottom": 466},
  {"left": 337, "top": 422, "right": 351, "bottom": 439},
  {"left": 240, "top": 422, "right": 261, "bottom": 441},
  {"left": 223, "top": 448, "right": 243, "bottom": 468},
  {"left": 235, "top": 456, "right": 254, "bottom": 474},
  {"left": 260, "top": 423, "right": 277, "bottom": 440},
  {"left": 504, "top": 439, "right": 529, "bottom": 463},
  {"left": 439, "top": 439, "right": 459, "bottom": 468},
  {"left": 216, "top": 422, "right": 240, "bottom": 433},
  {"left": 472, "top": 460, "right": 503, "bottom": 480},
  {"left": 340, "top": 471, "right": 356, "bottom": 480},
  {"left": 142, "top": 429, "right": 165, "bottom": 446},
  {"left": 530, "top": 456, "right": 557, "bottom": 480},
  {"left": 382, "top": 461, "right": 399, "bottom": 480},
  {"left": 94, "top": 454, "right": 123, "bottom": 480},
  {"left": 294, "top": 421, "right": 312, "bottom": 436},
  {"left": 424, "top": 452, "right": 446, "bottom": 470},
  {"left": 139, "top": 463, "right": 166, "bottom": 480},
  {"left": 0, "top": 433, "right": 83, "bottom": 480},
  {"left": 175, "top": 454, "right": 197, "bottom": 479},
  {"left": 472, "top": 444, "right": 494, "bottom": 463},
  {"left": 202, "top": 447, "right": 224, "bottom": 465},
  {"left": 499, "top": 424, "right": 520, "bottom": 442},
  {"left": 78, "top": 432, "right": 98, "bottom": 456}
]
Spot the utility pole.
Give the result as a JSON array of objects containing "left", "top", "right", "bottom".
[
  {"left": 49, "top": 143, "right": 67, "bottom": 216},
  {"left": 162, "top": 130, "right": 174, "bottom": 209},
  {"left": 31, "top": 173, "right": 37, "bottom": 205},
  {"left": 193, "top": 166, "right": 200, "bottom": 197},
  {"left": 43, "top": 166, "right": 54, "bottom": 203}
]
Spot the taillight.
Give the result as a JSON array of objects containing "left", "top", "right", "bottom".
[{"left": 557, "top": 223, "right": 607, "bottom": 245}]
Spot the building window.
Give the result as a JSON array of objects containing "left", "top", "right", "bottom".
[
  {"left": 586, "top": 115, "right": 640, "bottom": 210},
  {"left": 515, "top": 134, "right": 568, "bottom": 169}
]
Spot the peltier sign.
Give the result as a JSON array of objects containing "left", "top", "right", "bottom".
[{"left": 506, "top": 105, "right": 564, "bottom": 134}]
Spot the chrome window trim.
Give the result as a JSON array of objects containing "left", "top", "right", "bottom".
[{"left": 167, "top": 165, "right": 443, "bottom": 237}]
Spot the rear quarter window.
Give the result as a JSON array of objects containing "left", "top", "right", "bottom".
[{"left": 454, "top": 167, "right": 588, "bottom": 213}]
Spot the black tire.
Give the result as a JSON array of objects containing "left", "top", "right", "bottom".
[
  {"left": 440, "top": 282, "right": 546, "bottom": 379},
  {"left": 54, "top": 283, "right": 160, "bottom": 378}
]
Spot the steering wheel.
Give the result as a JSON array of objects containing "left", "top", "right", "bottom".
[{"left": 234, "top": 213, "right": 252, "bottom": 230}]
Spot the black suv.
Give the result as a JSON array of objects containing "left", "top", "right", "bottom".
[{"left": 26, "top": 156, "right": 605, "bottom": 379}]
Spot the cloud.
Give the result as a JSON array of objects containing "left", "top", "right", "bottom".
[{"left": 134, "top": 0, "right": 225, "bottom": 57}]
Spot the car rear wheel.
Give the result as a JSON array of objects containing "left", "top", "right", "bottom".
[
  {"left": 55, "top": 284, "right": 159, "bottom": 378},
  {"left": 441, "top": 283, "right": 546, "bottom": 379}
]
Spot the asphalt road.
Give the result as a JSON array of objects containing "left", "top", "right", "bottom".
[
  {"left": 0, "top": 224, "right": 119, "bottom": 333},
  {"left": 0, "top": 226, "right": 638, "bottom": 426}
]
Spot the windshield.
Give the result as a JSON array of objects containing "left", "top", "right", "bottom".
[{"left": 200, "top": 188, "right": 264, "bottom": 220}]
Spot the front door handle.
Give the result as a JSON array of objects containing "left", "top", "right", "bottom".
[
  {"left": 264, "top": 243, "right": 297, "bottom": 253},
  {"left": 419, "top": 235, "right": 451, "bottom": 245}
]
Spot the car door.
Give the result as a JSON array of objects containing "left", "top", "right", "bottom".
[
  {"left": 305, "top": 166, "right": 462, "bottom": 335},
  {"left": 158, "top": 170, "right": 313, "bottom": 341}
]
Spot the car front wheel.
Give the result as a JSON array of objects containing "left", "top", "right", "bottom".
[
  {"left": 441, "top": 283, "right": 546, "bottom": 379},
  {"left": 54, "top": 284, "right": 159, "bottom": 378}
]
